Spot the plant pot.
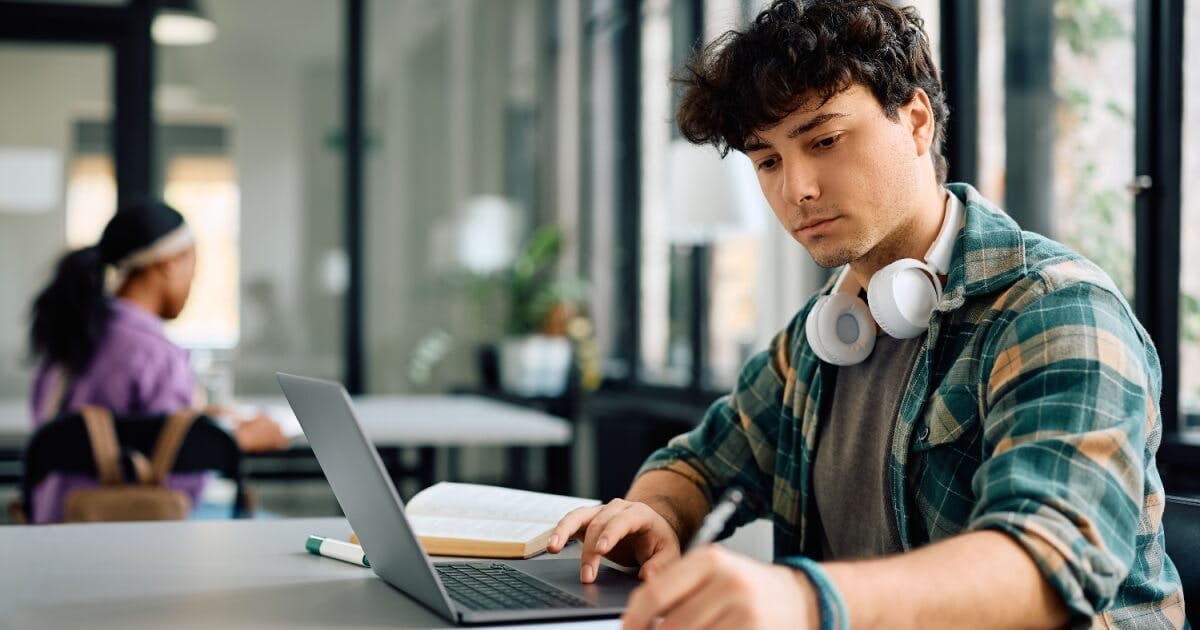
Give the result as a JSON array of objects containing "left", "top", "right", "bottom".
[{"left": 498, "top": 335, "right": 572, "bottom": 397}]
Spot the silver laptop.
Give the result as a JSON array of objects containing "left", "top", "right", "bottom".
[{"left": 276, "top": 372, "right": 639, "bottom": 625}]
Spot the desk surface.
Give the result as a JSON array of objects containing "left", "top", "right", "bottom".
[
  {"left": 0, "top": 517, "right": 618, "bottom": 629},
  {"left": 0, "top": 395, "right": 571, "bottom": 450}
]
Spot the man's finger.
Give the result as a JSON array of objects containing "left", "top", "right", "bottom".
[
  {"left": 587, "top": 505, "right": 653, "bottom": 555},
  {"left": 636, "top": 547, "right": 680, "bottom": 581},
  {"left": 653, "top": 576, "right": 737, "bottom": 630},
  {"left": 579, "top": 502, "right": 633, "bottom": 582},
  {"left": 621, "top": 548, "right": 720, "bottom": 630},
  {"left": 547, "top": 505, "right": 602, "bottom": 553}
]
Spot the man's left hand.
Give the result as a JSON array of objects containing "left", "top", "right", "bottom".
[{"left": 621, "top": 545, "right": 821, "bottom": 630}]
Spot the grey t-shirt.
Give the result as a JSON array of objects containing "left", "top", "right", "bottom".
[{"left": 813, "top": 333, "right": 924, "bottom": 560}]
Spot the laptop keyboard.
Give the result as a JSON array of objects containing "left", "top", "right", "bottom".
[{"left": 436, "top": 562, "right": 594, "bottom": 611}]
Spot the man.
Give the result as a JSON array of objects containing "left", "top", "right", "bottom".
[{"left": 548, "top": 1, "right": 1186, "bottom": 628}]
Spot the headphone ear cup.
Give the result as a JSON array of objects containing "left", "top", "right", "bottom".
[
  {"left": 806, "top": 293, "right": 876, "bottom": 366},
  {"left": 805, "top": 296, "right": 835, "bottom": 363},
  {"left": 867, "top": 259, "right": 940, "bottom": 339}
]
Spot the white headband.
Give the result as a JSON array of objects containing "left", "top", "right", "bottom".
[{"left": 104, "top": 223, "right": 195, "bottom": 294}]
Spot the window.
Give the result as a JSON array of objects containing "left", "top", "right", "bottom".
[
  {"left": 364, "top": 0, "right": 549, "bottom": 393},
  {"left": 0, "top": 44, "right": 110, "bottom": 398},
  {"left": 1052, "top": 0, "right": 1136, "bottom": 299},
  {"left": 977, "top": 0, "right": 1136, "bottom": 299},
  {"left": 977, "top": 0, "right": 1005, "bottom": 202},
  {"left": 65, "top": 124, "right": 240, "bottom": 350},
  {"left": 155, "top": 0, "right": 345, "bottom": 396}
]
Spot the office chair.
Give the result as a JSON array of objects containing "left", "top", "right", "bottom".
[
  {"left": 1165, "top": 495, "right": 1198, "bottom": 626},
  {"left": 20, "top": 411, "right": 249, "bottom": 522}
]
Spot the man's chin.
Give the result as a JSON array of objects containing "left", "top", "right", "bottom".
[{"left": 807, "top": 248, "right": 858, "bottom": 269}]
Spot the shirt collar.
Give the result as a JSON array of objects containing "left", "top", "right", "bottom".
[{"left": 937, "top": 182, "right": 1028, "bottom": 312}]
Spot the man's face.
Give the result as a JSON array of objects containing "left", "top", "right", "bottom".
[{"left": 744, "top": 84, "right": 931, "bottom": 268}]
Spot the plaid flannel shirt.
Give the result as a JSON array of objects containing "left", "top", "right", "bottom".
[{"left": 639, "top": 183, "right": 1186, "bottom": 628}]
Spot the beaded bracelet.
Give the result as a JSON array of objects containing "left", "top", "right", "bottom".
[{"left": 777, "top": 555, "right": 849, "bottom": 630}]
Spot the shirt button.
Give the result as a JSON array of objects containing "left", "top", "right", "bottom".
[{"left": 918, "top": 426, "right": 931, "bottom": 441}]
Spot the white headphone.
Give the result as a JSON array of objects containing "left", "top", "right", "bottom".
[{"left": 804, "top": 192, "right": 964, "bottom": 366}]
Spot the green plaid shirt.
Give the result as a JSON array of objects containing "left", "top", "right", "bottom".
[{"left": 639, "top": 183, "right": 1186, "bottom": 628}]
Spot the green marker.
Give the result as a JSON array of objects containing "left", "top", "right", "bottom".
[{"left": 306, "top": 535, "right": 370, "bottom": 568}]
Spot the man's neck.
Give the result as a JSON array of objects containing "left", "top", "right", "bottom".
[{"left": 848, "top": 185, "right": 949, "bottom": 290}]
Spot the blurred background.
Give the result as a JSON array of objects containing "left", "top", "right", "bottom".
[{"left": 0, "top": 0, "right": 1196, "bottom": 521}]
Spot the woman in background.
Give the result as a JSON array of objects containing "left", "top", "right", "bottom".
[{"left": 28, "top": 200, "right": 287, "bottom": 523}]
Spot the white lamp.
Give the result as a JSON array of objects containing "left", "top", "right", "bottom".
[
  {"left": 666, "top": 139, "right": 766, "bottom": 244},
  {"left": 153, "top": 0, "right": 217, "bottom": 46},
  {"left": 456, "top": 195, "right": 523, "bottom": 274}
]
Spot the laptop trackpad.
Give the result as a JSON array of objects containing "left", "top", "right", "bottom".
[{"left": 502, "top": 558, "right": 640, "bottom": 609}]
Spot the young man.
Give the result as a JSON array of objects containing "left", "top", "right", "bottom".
[{"left": 548, "top": 1, "right": 1185, "bottom": 628}]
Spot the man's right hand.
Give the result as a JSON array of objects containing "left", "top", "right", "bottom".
[{"left": 546, "top": 498, "right": 683, "bottom": 583}]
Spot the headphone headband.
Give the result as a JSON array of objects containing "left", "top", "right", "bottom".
[{"left": 923, "top": 191, "right": 964, "bottom": 275}]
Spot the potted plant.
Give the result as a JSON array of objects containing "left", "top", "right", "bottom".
[
  {"left": 495, "top": 226, "right": 588, "bottom": 397},
  {"left": 409, "top": 224, "right": 598, "bottom": 397}
]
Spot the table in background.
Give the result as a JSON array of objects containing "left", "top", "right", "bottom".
[
  {"left": 0, "top": 517, "right": 618, "bottom": 629},
  {"left": 0, "top": 395, "right": 572, "bottom": 495}
]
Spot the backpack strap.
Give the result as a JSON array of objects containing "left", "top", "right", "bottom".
[
  {"left": 79, "top": 406, "right": 121, "bottom": 486},
  {"left": 148, "top": 410, "right": 199, "bottom": 485},
  {"left": 127, "top": 450, "right": 155, "bottom": 485}
]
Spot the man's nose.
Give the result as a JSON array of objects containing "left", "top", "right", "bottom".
[{"left": 780, "top": 161, "right": 819, "bottom": 206}]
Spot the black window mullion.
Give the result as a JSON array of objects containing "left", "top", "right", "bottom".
[
  {"left": 939, "top": 0, "right": 978, "bottom": 186},
  {"left": 114, "top": 0, "right": 156, "bottom": 208},
  {"left": 614, "top": 0, "right": 642, "bottom": 383},
  {"left": 1134, "top": 0, "right": 1184, "bottom": 435},
  {"left": 344, "top": 0, "right": 366, "bottom": 394}
]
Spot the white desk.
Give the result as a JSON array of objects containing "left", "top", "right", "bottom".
[
  {"left": 0, "top": 395, "right": 571, "bottom": 450},
  {"left": 0, "top": 517, "right": 619, "bottom": 629},
  {"left": 0, "top": 395, "right": 573, "bottom": 492}
]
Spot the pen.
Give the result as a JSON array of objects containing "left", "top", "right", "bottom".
[
  {"left": 306, "top": 535, "right": 371, "bottom": 568},
  {"left": 686, "top": 487, "right": 744, "bottom": 552}
]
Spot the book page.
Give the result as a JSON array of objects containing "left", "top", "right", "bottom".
[
  {"left": 408, "top": 515, "right": 551, "bottom": 543},
  {"left": 406, "top": 482, "right": 600, "bottom": 525}
]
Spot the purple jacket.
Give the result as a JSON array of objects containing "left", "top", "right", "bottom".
[{"left": 30, "top": 299, "right": 206, "bottom": 523}]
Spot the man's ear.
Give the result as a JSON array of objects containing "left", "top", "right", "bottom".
[{"left": 902, "top": 88, "right": 935, "bottom": 157}]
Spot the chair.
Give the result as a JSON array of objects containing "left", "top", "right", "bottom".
[
  {"left": 20, "top": 411, "right": 248, "bottom": 522},
  {"left": 1164, "top": 495, "right": 1198, "bottom": 627}
]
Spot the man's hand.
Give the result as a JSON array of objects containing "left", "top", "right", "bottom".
[
  {"left": 621, "top": 545, "right": 819, "bottom": 630},
  {"left": 547, "top": 498, "right": 683, "bottom": 582}
]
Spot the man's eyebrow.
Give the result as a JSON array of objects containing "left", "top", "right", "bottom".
[
  {"left": 787, "top": 112, "right": 848, "bottom": 139},
  {"left": 743, "top": 138, "right": 771, "bottom": 153},
  {"left": 743, "top": 112, "right": 850, "bottom": 153}
]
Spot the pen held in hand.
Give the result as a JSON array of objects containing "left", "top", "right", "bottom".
[
  {"left": 685, "top": 486, "right": 744, "bottom": 552},
  {"left": 306, "top": 535, "right": 371, "bottom": 568}
]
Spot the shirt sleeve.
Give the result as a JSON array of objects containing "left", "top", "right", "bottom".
[
  {"left": 968, "top": 279, "right": 1154, "bottom": 623},
  {"left": 636, "top": 309, "right": 807, "bottom": 535}
]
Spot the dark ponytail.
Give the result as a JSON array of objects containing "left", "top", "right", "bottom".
[{"left": 29, "top": 246, "right": 112, "bottom": 374}]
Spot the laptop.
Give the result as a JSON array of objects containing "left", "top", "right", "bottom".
[{"left": 276, "top": 372, "right": 640, "bottom": 624}]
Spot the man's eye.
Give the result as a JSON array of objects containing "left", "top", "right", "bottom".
[
  {"left": 815, "top": 134, "right": 841, "bottom": 150},
  {"left": 757, "top": 158, "right": 778, "bottom": 171}
]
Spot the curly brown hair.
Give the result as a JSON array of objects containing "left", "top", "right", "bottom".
[{"left": 676, "top": 0, "right": 949, "bottom": 182}]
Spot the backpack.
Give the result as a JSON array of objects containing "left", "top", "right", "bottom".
[{"left": 63, "top": 406, "right": 198, "bottom": 522}]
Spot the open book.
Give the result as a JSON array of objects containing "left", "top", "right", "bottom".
[{"left": 375, "top": 482, "right": 600, "bottom": 559}]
